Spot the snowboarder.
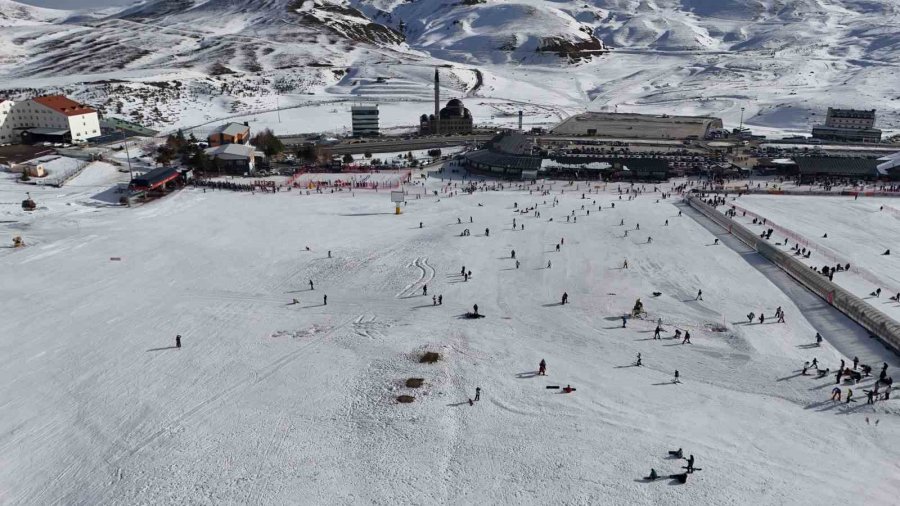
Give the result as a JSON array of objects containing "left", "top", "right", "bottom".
[
  {"left": 562, "top": 384, "right": 575, "bottom": 393},
  {"left": 636, "top": 223, "right": 640, "bottom": 230},
  {"left": 682, "top": 331, "right": 691, "bottom": 345},
  {"left": 759, "top": 313, "right": 765, "bottom": 324},
  {"left": 433, "top": 295, "right": 437, "bottom": 306},
  {"left": 176, "top": 334, "right": 181, "bottom": 348},
  {"left": 474, "top": 387, "right": 481, "bottom": 402},
  {"left": 802, "top": 361, "right": 809, "bottom": 375},
  {"left": 635, "top": 353, "right": 642, "bottom": 366},
  {"left": 623, "top": 259, "right": 628, "bottom": 269},
  {"left": 685, "top": 455, "right": 695, "bottom": 473},
  {"left": 561, "top": 292, "right": 569, "bottom": 305},
  {"left": 812, "top": 358, "right": 818, "bottom": 369},
  {"left": 674, "top": 370, "right": 680, "bottom": 383},
  {"left": 309, "top": 279, "right": 314, "bottom": 290},
  {"left": 556, "top": 243, "right": 561, "bottom": 252},
  {"left": 511, "top": 250, "right": 516, "bottom": 259},
  {"left": 665, "top": 219, "right": 669, "bottom": 226},
  {"left": 816, "top": 332, "right": 823, "bottom": 345},
  {"left": 831, "top": 387, "right": 842, "bottom": 401},
  {"left": 846, "top": 388, "right": 853, "bottom": 404},
  {"left": 515, "top": 260, "right": 520, "bottom": 269},
  {"left": 539, "top": 359, "right": 547, "bottom": 375},
  {"left": 654, "top": 325, "right": 662, "bottom": 339},
  {"left": 668, "top": 448, "right": 683, "bottom": 459},
  {"left": 695, "top": 289, "right": 703, "bottom": 301},
  {"left": 323, "top": 294, "right": 327, "bottom": 305},
  {"left": 747, "top": 312, "right": 755, "bottom": 324},
  {"left": 713, "top": 238, "right": 719, "bottom": 245},
  {"left": 423, "top": 285, "right": 428, "bottom": 296}
]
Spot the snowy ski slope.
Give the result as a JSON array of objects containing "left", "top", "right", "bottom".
[{"left": 1, "top": 170, "right": 898, "bottom": 504}]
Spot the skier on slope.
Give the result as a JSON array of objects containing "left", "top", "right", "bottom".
[
  {"left": 562, "top": 292, "right": 569, "bottom": 305},
  {"left": 423, "top": 284, "right": 428, "bottom": 296},
  {"left": 682, "top": 331, "right": 692, "bottom": 345},
  {"left": 695, "top": 289, "right": 703, "bottom": 301},
  {"left": 309, "top": 279, "right": 314, "bottom": 290},
  {"left": 176, "top": 334, "right": 181, "bottom": 349},
  {"left": 654, "top": 325, "right": 662, "bottom": 340},
  {"left": 747, "top": 312, "right": 755, "bottom": 323},
  {"left": 636, "top": 353, "right": 642, "bottom": 366},
  {"left": 685, "top": 455, "right": 695, "bottom": 473},
  {"left": 539, "top": 359, "right": 547, "bottom": 376}
]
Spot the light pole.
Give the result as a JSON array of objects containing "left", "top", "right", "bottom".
[
  {"left": 739, "top": 107, "right": 745, "bottom": 133},
  {"left": 120, "top": 129, "right": 134, "bottom": 181}
]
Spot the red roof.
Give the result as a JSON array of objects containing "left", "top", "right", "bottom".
[{"left": 31, "top": 95, "right": 96, "bottom": 117}]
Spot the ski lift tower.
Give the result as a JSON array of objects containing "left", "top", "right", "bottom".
[{"left": 391, "top": 191, "right": 405, "bottom": 215}]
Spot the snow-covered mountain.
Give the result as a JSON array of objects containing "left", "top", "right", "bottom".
[{"left": 0, "top": 0, "right": 898, "bottom": 136}]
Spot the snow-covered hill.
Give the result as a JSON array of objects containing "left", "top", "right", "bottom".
[{"left": 0, "top": 0, "right": 898, "bottom": 136}]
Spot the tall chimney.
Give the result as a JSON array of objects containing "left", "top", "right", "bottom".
[{"left": 434, "top": 67, "right": 440, "bottom": 135}]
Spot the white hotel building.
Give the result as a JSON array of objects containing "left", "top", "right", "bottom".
[{"left": 0, "top": 95, "right": 101, "bottom": 144}]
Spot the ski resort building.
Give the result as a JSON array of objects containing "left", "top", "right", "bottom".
[
  {"left": 795, "top": 157, "right": 882, "bottom": 183},
  {"left": 811, "top": 108, "right": 882, "bottom": 143},
  {"left": 351, "top": 105, "right": 379, "bottom": 137},
  {"left": 204, "top": 143, "right": 261, "bottom": 175},
  {"left": 0, "top": 95, "right": 100, "bottom": 144},
  {"left": 551, "top": 112, "right": 724, "bottom": 140},
  {"left": 207, "top": 122, "right": 251, "bottom": 147}
]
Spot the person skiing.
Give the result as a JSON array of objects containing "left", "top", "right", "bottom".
[
  {"left": 438, "top": 295, "right": 442, "bottom": 305},
  {"left": 539, "top": 359, "right": 547, "bottom": 375},
  {"left": 853, "top": 356, "right": 859, "bottom": 370},
  {"left": 682, "top": 331, "right": 691, "bottom": 344},
  {"left": 747, "top": 312, "right": 755, "bottom": 323},
  {"left": 176, "top": 334, "right": 181, "bottom": 349},
  {"left": 867, "top": 389, "right": 875, "bottom": 405},
  {"left": 831, "top": 386, "right": 841, "bottom": 401},
  {"left": 812, "top": 357, "right": 818, "bottom": 369},
  {"left": 816, "top": 332, "right": 823, "bottom": 345},
  {"left": 547, "top": 260, "right": 552, "bottom": 269},
  {"left": 759, "top": 313, "right": 765, "bottom": 324},
  {"left": 647, "top": 236, "right": 652, "bottom": 244},
  {"left": 696, "top": 289, "right": 703, "bottom": 301},
  {"left": 561, "top": 237, "right": 565, "bottom": 245},
  {"left": 836, "top": 367, "right": 844, "bottom": 384},
  {"left": 685, "top": 455, "right": 695, "bottom": 473},
  {"left": 665, "top": 219, "right": 669, "bottom": 226},
  {"left": 654, "top": 325, "right": 662, "bottom": 339},
  {"left": 777, "top": 311, "right": 785, "bottom": 324},
  {"left": 622, "top": 316, "right": 627, "bottom": 328},
  {"left": 561, "top": 292, "right": 568, "bottom": 305},
  {"left": 515, "top": 260, "right": 520, "bottom": 269},
  {"left": 713, "top": 238, "right": 719, "bottom": 245},
  {"left": 846, "top": 388, "right": 853, "bottom": 404},
  {"left": 556, "top": 243, "right": 561, "bottom": 252},
  {"left": 802, "top": 361, "right": 809, "bottom": 375},
  {"left": 635, "top": 353, "right": 642, "bottom": 366},
  {"left": 674, "top": 370, "right": 680, "bottom": 383},
  {"left": 623, "top": 259, "right": 628, "bottom": 269},
  {"left": 474, "top": 387, "right": 481, "bottom": 402},
  {"left": 423, "top": 284, "right": 428, "bottom": 296},
  {"left": 485, "top": 228, "right": 489, "bottom": 237},
  {"left": 511, "top": 250, "right": 516, "bottom": 259},
  {"left": 327, "top": 250, "right": 331, "bottom": 258},
  {"left": 433, "top": 295, "right": 437, "bottom": 306}
]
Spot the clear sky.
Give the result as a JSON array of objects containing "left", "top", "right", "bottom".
[{"left": 16, "top": 0, "right": 136, "bottom": 9}]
